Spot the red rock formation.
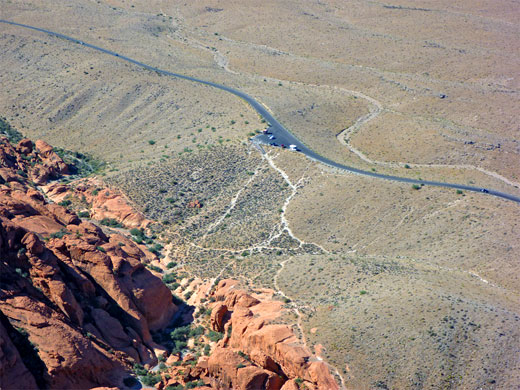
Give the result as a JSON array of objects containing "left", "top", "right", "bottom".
[
  {"left": 43, "top": 178, "right": 151, "bottom": 229},
  {"left": 205, "top": 280, "right": 339, "bottom": 390},
  {"left": 0, "top": 318, "right": 38, "bottom": 389},
  {"left": 35, "top": 139, "right": 69, "bottom": 175},
  {"left": 0, "top": 136, "right": 177, "bottom": 388},
  {"left": 210, "top": 303, "right": 229, "bottom": 333},
  {"left": 207, "top": 347, "right": 284, "bottom": 390}
]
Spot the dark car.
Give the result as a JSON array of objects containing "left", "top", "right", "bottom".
[{"left": 480, "top": 189, "right": 489, "bottom": 193}]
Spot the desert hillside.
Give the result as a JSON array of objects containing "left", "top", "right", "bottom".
[{"left": 0, "top": 0, "right": 519, "bottom": 389}]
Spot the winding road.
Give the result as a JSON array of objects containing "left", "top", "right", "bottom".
[{"left": 2, "top": 19, "right": 520, "bottom": 204}]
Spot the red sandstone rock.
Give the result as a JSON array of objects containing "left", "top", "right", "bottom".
[
  {"left": 35, "top": 139, "right": 68, "bottom": 174},
  {"left": 0, "top": 138, "right": 177, "bottom": 388},
  {"left": 43, "top": 178, "right": 151, "bottom": 229},
  {"left": 210, "top": 303, "right": 229, "bottom": 333},
  {"left": 17, "top": 138, "right": 33, "bottom": 155},
  {"left": 208, "top": 280, "right": 339, "bottom": 390},
  {"left": 0, "top": 319, "right": 38, "bottom": 389}
]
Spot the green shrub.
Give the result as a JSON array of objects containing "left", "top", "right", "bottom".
[
  {"left": 77, "top": 211, "right": 90, "bottom": 218},
  {"left": 133, "top": 363, "right": 147, "bottom": 376},
  {"left": 100, "top": 218, "right": 123, "bottom": 228},
  {"left": 141, "top": 373, "right": 161, "bottom": 386},
  {"left": 163, "top": 273, "right": 176, "bottom": 283},
  {"left": 147, "top": 265, "right": 163, "bottom": 273},
  {"left": 207, "top": 330, "right": 223, "bottom": 342},
  {"left": 0, "top": 117, "right": 23, "bottom": 143},
  {"left": 50, "top": 229, "right": 69, "bottom": 239}
]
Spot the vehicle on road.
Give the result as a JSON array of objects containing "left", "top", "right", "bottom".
[
  {"left": 289, "top": 144, "right": 298, "bottom": 151},
  {"left": 269, "top": 135, "right": 275, "bottom": 140},
  {"left": 271, "top": 142, "right": 278, "bottom": 146},
  {"left": 281, "top": 144, "right": 286, "bottom": 148},
  {"left": 4, "top": 19, "right": 518, "bottom": 204}
]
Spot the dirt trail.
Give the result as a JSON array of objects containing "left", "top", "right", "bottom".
[
  {"left": 273, "top": 259, "right": 347, "bottom": 389},
  {"left": 163, "top": 11, "right": 520, "bottom": 191}
]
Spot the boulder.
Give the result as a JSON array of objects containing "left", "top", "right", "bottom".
[{"left": 210, "top": 303, "right": 229, "bottom": 332}]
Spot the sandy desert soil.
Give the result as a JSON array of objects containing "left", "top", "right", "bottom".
[{"left": 1, "top": 0, "right": 519, "bottom": 388}]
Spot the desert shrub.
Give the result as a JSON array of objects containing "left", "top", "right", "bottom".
[
  {"left": 0, "top": 117, "right": 23, "bottom": 143},
  {"left": 100, "top": 218, "right": 123, "bottom": 228},
  {"left": 163, "top": 273, "right": 176, "bottom": 283},
  {"left": 77, "top": 211, "right": 90, "bottom": 218},
  {"left": 147, "top": 265, "right": 162, "bottom": 273},
  {"left": 133, "top": 363, "right": 147, "bottom": 376},
  {"left": 207, "top": 330, "right": 223, "bottom": 342},
  {"left": 50, "top": 229, "right": 69, "bottom": 239},
  {"left": 166, "top": 385, "right": 184, "bottom": 390},
  {"left": 141, "top": 373, "right": 161, "bottom": 386}
]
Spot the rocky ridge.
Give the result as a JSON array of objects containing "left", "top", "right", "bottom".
[
  {"left": 154, "top": 279, "right": 339, "bottom": 390},
  {"left": 0, "top": 136, "right": 176, "bottom": 389},
  {"left": 0, "top": 132, "right": 338, "bottom": 389}
]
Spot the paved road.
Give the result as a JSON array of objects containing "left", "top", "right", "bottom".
[{"left": 2, "top": 19, "right": 520, "bottom": 204}]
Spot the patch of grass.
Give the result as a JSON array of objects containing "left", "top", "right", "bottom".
[{"left": 0, "top": 117, "right": 23, "bottom": 143}]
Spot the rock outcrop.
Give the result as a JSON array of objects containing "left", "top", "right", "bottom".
[
  {"left": 206, "top": 280, "right": 339, "bottom": 390},
  {"left": 0, "top": 136, "right": 177, "bottom": 389},
  {"left": 0, "top": 316, "right": 38, "bottom": 389},
  {"left": 43, "top": 177, "right": 151, "bottom": 229},
  {"left": 156, "top": 279, "right": 339, "bottom": 390}
]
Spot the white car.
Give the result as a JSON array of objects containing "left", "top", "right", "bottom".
[
  {"left": 289, "top": 144, "right": 297, "bottom": 151},
  {"left": 269, "top": 135, "right": 275, "bottom": 140}
]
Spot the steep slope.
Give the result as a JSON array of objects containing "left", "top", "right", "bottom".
[{"left": 0, "top": 135, "right": 177, "bottom": 389}]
